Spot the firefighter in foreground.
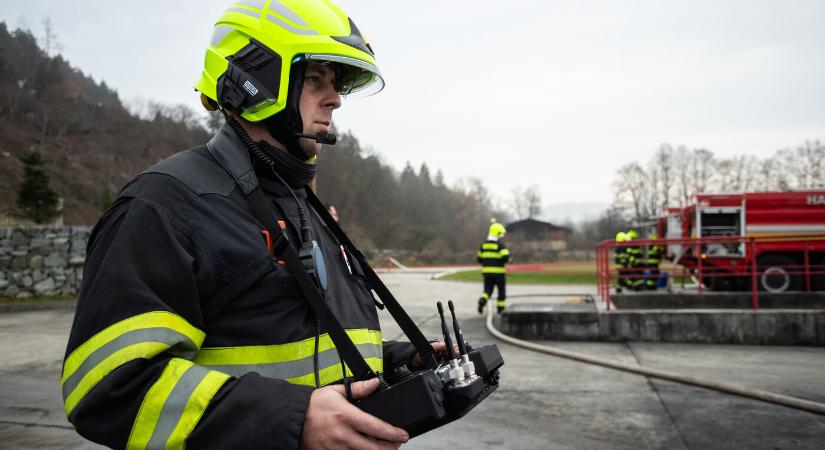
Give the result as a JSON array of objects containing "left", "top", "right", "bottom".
[
  {"left": 61, "top": 2, "right": 453, "bottom": 448},
  {"left": 477, "top": 221, "right": 511, "bottom": 314}
]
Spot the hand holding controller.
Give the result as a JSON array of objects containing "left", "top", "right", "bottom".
[
  {"left": 354, "top": 300, "right": 504, "bottom": 438},
  {"left": 302, "top": 378, "right": 409, "bottom": 449}
]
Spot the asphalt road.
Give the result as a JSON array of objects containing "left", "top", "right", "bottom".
[{"left": 1, "top": 272, "right": 824, "bottom": 449}]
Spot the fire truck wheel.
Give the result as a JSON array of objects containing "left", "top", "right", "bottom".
[
  {"left": 757, "top": 254, "right": 802, "bottom": 293},
  {"left": 701, "top": 274, "right": 734, "bottom": 291}
]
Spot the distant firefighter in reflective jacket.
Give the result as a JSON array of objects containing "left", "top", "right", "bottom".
[{"left": 477, "top": 221, "right": 511, "bottom": 314}]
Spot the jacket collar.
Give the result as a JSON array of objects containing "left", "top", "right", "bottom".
[{"left": 206, "top": 124, "right": 259, "bottom": 195}]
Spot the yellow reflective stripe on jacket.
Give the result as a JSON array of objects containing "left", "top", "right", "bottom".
[
  {"left": 481, "top": 243, "right": 499, "bottom": 251},
  {"left": 482, "top": 266, "right": 507, "bottom": 274},
  {"left": 499, "top": 248, "right": 510, "bottom": 256},
  {"left": 127, "top": 358, "right": 230, "bottom": 450},
  {"left": 479, "top": 251, "right": 505, "bottom": 259},
  {"left": 62, "top": 312, "right": 205, "bottom": 416},
  {"left": 193, "top": 329, "right": 383, "bottom": 386}
]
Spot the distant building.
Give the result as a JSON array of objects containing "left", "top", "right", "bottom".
[{"left": 506, "top": 218, "right": 572, "bottom": 260}]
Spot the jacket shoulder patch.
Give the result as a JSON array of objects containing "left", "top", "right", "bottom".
[{"left": 142, "top": 150, "right": 236, "bottom": 197}]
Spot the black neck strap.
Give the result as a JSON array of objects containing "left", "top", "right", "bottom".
[
  {"left": 247, "top": 186, "right": 378, "bottom": 380},
  {"left": 303, "top": 186, "right": 438, "bottom": 370}
]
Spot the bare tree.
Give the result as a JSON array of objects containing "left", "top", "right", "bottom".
[
  {"left": 721, "top": 155, "right": 758, "bottom": 192},
  {"left": 715, "top": 158, "right": 734, "bottom": 191},
  {"left": 613, "top": 162, "right": 649, "bottom": 222},
  {"left": 757, "top": 157, "right": 779, "bottom": 191},
  {"left": 524, "top": 184, "right": 542, "bottom": 218},
  {"left": 652, "top": 143, "right": 673, "bottom": 206},
  {"left": 770, "top": 141, "right": 825, "bottom": 190},
  {"left": 796, "top": 140, "right": 824, "bottom": 188},
  {"left": 644, "top": 166, "right": 661, "bottom": 219},
  {"left": 690, "top": 148, "right": 714, "bottom": 194},
  {"left": 510, "top": 185, "right": 528, "bottom": 220},
  {"left": 673, "top": 145, "right": 693, "bottom": 206},
  {"left": 612, "top": 140, "right": 825, "bottom": 218},
  {"left": 39, "top": 16, "right": 63, "bottom": 57}
]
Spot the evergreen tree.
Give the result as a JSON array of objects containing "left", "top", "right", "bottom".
[
  {"left": 16, "top": 151, "right": 60, "bottom": 224},
  {"left": 97, "top": 186, "right": 117, "bottom": 214}
]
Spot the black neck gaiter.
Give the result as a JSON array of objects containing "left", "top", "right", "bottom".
[{"left": 256, "top": 140, "right": 316, "bottom": 189}]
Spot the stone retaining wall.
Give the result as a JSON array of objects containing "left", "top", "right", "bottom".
[
  {"left": 0, "top": 226, "right": 90, "bottom": 299},
  {"left": 501, "top": 304, "right": 825, "bottom": 345}
]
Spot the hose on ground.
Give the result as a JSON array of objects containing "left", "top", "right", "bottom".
[{"left": 485, "top": 302, "right": 825, "bottom": 416}]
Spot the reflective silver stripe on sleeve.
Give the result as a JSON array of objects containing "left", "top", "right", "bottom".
[
  {"left": 61, "top": 328, "right": 198, "bottom": 401},
  {"left": 267, "top": 13, "right": 319, "bottom": 35},
  {"left": 145, "top": 365, "right": 211, "bottom": 450},
  {"left": 203, "top": 343, "right": 382, "bottom": 379}
]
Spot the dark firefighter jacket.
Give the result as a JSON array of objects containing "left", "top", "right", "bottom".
[
  {"left": 477, "top": 239, "right": 510, "bottom": 274},
  {"left": 645, "top": 244, "right": 662, "bottom": 265},
  {"left": 61, "top": 125, "right": 416, "bottom": 449},
  {"left": 626, "top": 242, "right": 642, "bottom": 267},
  {"left": 614, "top": 242, "right": 628, "bottom": 267}
]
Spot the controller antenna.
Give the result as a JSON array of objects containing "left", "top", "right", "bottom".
[
  {"left": 447, "top": 300, "right": 467, "bottom": 355},
  {"left": 437, "top": 301, "right": 464, "bottom": 383},
  {"left": 448, "top": 300, "right": 477, "bottom": 378},
  {"left": 437, "top": 301, "right": 456, "bottom": 360}
]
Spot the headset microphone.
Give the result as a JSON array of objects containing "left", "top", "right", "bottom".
[{"left": 295, "top": 132, "right": 337, "bottom": 145}]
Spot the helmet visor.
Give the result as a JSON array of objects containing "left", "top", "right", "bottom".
[{"left": 305, "top": 53, "right": 385, "bottom": 97}]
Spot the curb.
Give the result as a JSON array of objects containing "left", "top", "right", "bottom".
[{"left": 0, "top": 300, "right": 77, "bottom": 313}]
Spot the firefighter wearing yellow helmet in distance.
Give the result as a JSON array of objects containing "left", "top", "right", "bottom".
[
  {"left": 477, "top": 220, "right": 511, "bottom": 314},
  {"left": 614, "top": 231, "right": 628, "bottom": 292},
  {"left": 61, "top": 1, "right": 454, "bottom": 448},
  {"left": 625, "top": 229, "right": 644, "bottom": 290}
]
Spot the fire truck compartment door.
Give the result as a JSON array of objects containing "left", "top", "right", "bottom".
[{"left": 697, "top": 207, "right": 744, "bottom": 257}]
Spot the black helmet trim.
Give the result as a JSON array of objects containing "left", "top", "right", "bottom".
[{"left": 331, "top": 18, "right": 374, "bottom": 56}]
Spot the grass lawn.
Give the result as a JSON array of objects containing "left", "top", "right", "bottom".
[
  {"left": 440, "top": 261, "right": 690, "bottom": 286},
  {"left": 441, "top": 268, "right": 597, "bottom": 285}
]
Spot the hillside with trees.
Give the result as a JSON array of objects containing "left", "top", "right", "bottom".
[
  {"left": 0, "top": 22, "right": 503, "bottom": 261},
  {"left": 317, "top": 133, "right": 500, "bottom": 260},
  {"left": 0, "top": 23, "right": 210, "bottom": 224}
]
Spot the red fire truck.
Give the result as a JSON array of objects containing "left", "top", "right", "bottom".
[{"left": 659, "top": 191, "right": 825, "bottom": 292}]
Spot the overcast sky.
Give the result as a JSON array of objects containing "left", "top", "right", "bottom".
[{"left": 2, "top": 0, "right": 824, "bottom": 217}]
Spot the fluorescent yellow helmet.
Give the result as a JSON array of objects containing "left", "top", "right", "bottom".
[
  {"left": 615, "top": 232, "right": 626, "bottom": 242},
  {"left": 195, "top": 0, "right": 383, "bottom": 122},
  {"left": 489, "top": 222, "right": 507, "bottom": 237},
  {"left": 626, "top": 230, "right": 638, "bottom": 239}
]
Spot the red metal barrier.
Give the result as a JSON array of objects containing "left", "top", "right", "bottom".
[{"left": 595, "top": 235, "right": 825, "bottom": 310}]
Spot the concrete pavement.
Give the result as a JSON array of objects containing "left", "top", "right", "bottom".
[{"left": 0, "top": 273, "right": 823, "bottom": 449}]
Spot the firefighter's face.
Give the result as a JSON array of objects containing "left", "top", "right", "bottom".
[{"left": 298, "top": 63, "right": 342, "bottom": 157}]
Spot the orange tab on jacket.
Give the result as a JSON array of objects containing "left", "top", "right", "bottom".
[
  {"left": 262, "top": 227, "right": 287, "bottom": 266},
  {"left": 261, "top": 229, "right": 273, "bottom": 253}
]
